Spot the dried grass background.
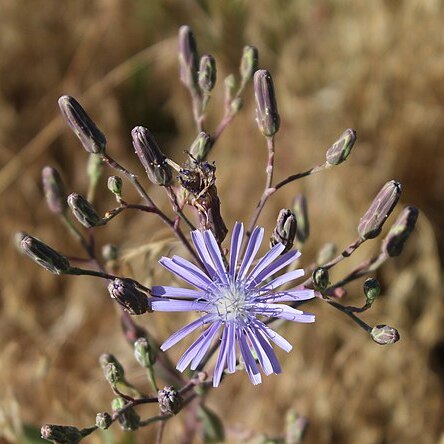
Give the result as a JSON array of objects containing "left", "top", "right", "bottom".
[{"left": 1, "top": 0, "right": 443, "bottom": 443}]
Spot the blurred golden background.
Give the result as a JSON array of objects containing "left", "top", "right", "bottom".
[{"left": 1, "top": 0, "right": 443, "bottom": 443}]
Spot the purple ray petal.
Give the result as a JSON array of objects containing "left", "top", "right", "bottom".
[
  {"left": 190, "top": 322, "right": 222, "bottom": 371},
  {"left": 226, "top": 322, "right": 237, "bottom": 373},
  {"left": 191, "top": 230, "right": 217, "bottom": 278},
  {"left": 252, "top": 319, "right": 293, "bottom": 352},
  {"left": 238, "top": 227, "right": 264, "bottom": 280},
  {"left": 159, "top": 257, "right": 211, "bottom": 290},
  {"left": 213, "top": 327, "right": 230, "bottom": 387},
  {"left": 229, "top": 222, "right": 244, "bottom": 279},
  {"left": 171, "top": 256, "right": 213, "bottom": 285},
  {"left": 151, "top": 286, "right": 206, "bottom": 300},
  {"left": 245, "top": 327, "right": 273, "bottom": 375},
  {"left": 252, "top": 327, "right": 282, "bottom": 374},
  {"left": 238, "top": 331, "right": 262, "bottom": 385},
  {"left": 253, "top": 249, "right": 301, "bottom": 284},
  {"left": 259, "top": 269, "right": 305, "bottom": 291},
  {"left": 259, "top": 288, "right": 314, "bottom": 302},
  {"left": 203, "top": 231, "right": 229, "bottom": 284},
  {"left": 152, "top": 300, "right": 211, "bottom": 312},
  {"left": 246, "top": 242, "right": 286, "bottom": 286},
  {"left": 252, "top": 303, "right": 316, "bottom": 323}
]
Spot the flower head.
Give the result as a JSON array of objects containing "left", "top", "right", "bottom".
[{"left": 152, "top": 222, "right": 315, "bottom": 387}]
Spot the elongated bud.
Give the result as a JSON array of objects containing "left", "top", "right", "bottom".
[
  {"left": 270, "top": 209, "right": 297, "bottom": 253},
  {"left": 363, "top": 278, "right": 380, "bottom": 305},
  {"left": 240, "top": 45, "right": 258, "bottom": 84},
  {"left": 58, "top": 95, "right": 106, "bottom": 154},
  {"left": 199, "top": 54, "right": 216, "bottom": 93},
  {"left": 42, "top": 166, "right": 67, "bottom": 215},
  {"left": 370, "top": 325, "right": 400, "bottom": 345},
  {"left": 254, "top": 69, "right": 280, "bottom": 137},
  {"left": 108, "top": 278, "right": 151, "bottom": 315},
  {"left": 382, "top": 206, "right": 418, "bottom": 257},
  {"left": 358, "top": 180, "right": 402, "bottom": 240},
  {"left": 292, "top": 194, "right": 309, "bottom": 243},
  {"left": 325, "top": 129, "right": 357, "bottom": 165},
  {"left": 316, "top": 242, "right": 337, "bottom": 265},
  {"left": 134, "top": 337, "right": 156, "bottom": 368},
  {"left": 224, "top": 74, "right": 236, "bottom": 105},
  {"left": 158, "top": 386, "right": 183, "bottom": 415},
  {"left": 178, "top": 25, "right": 200, "bottom": 92},
  {"left": 67, "top": 193, "right": 102, "bottom": 228},
  {"left": 198, "top": 404, "right": 225, "bottom": 443},
  {"left": 131, "top": 126, "right": 173, "bottom": 186},
  {"left": 95, "top": 412, "right": 112, "bottom": 430},
  {"left": 41, "top": 424, "right": 83, "bottom": 443},
  {"left": 20, "top": 235, "right": 70, "bottom": 274},
  {"left": 104, "top": 362, "right": 124, "bottom": 386},
  {"left": 112, "top": 397, "right": 140, "bottom": 431},
  {"left": 312, "top": 267, "right": 329, "bottom": 291},
  {"left": 107, "top": 175, "right": 123, "bottom": 197},
  {"left": 189, "top": 131, "right": 212, "bottom": 161}
]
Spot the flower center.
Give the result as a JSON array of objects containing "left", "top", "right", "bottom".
[{"left": 211, "top": 281, "right": 250, "bottom": 322}]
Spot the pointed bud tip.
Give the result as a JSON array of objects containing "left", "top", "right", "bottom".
[{"left": 326, "top": 128, "right": 357, "bottom": 165}]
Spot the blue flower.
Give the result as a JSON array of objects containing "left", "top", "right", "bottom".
[{"left": 151, "top": 222, "right": 315, "bottom": 387}]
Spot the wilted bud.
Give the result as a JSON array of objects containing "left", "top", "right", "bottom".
[
  {"left": 111, "top": 397, "right": 140, "bottom": 431},
  {"left": 363, "top": 278, "right": 380, "bottom": 305},
  {"left": 131, "top": 126, "right": 173, "bottom": 186},
  {"left": 108, "top": 278, "right": 151, "bottom": 315},
  {"left": 134, "top": 337, "right": 156, "bottom": 368},
  {"left": 102, "top": 243, "right": 119, "bottom": 261},
  {"left": 240, "top": 45, "right": 258, "bottom": 83},
  {"left": 316, "top": 242, "right": 337, "bottom": 265},
  {"left": 285, "top": 409, "right": 309, "bottom": 444},
  {"left": 370, "top": 325, "right": 400, "bottom": 345},
  {"left": 20, "top": 235, "right": 70, "bottom": 274},
  {"left": 158, "top": 386, "right": 183, "bottom": 415},
  {"left": 42, "top": 166, "right": 67, "bottom": 215},
  {"left": 104, "top": 362, "right": 124, "bottom": 386},
  {"left": 189, "top": 131, "right": 212, "bottom": 161},
  {"left": 41, "top": 424, "right": 83, "bottom": 444},
  {"left": 254, "top": 69, "right": 280, "bottom": 137},
  {"left": 199, "top": 54, "right": 216, "bottom": 93},
  {"left": 67, "top": 193, "right": 102, "bottom": 228},
  {"left": 58, "top": 95, "right": 106, "bottom": 154},
  {"left": 198, "top": 404, "right": 225, "bottom": 443},
  {"left": 292, "top": 194, "right": 309, "bottom": 243},
  {"left": 312, "top": 267, "right": 329, "bottom": 291},
  {"left": 381, "top": 206, "right": 419, "bottom": 257},
  {"left": 178, "top": 25, "right": 199, "bottom": 92},
  {"left": 107, "top": 176, "right": 123, "bottom": 197},
  {"left": 325, "top": 129, "right": 357, "bottom": 166},
  {"left": 358, "top": 180, "right": 402, "bottom": 240},
  {"left": 270, "top": 209, "right": 297, "bottom": 253},
  {"left": 95, "top": 412, "right": 112, "bottom": 430}
]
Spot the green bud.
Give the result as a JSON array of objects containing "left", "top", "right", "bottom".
[
  {"left": 358, "top": 180, "right": 402, "bottom": 240},
  {"left": 111, "top": 397, "right": 140, "bottom": 431},
  {"left": 134, "top": 337, "right": 156, "bottom": 368},
  {"left": 42, "top": 166, "right": 67, "bottom": 215},
  {"left": 270, "top": 209, "right": 297, "bottom": 254},
  {"left": 230, "top": 96, "right": 243, "bottom": 114},
  {"left": 224, "top": 74, "right": 236, "bottom": 104},
  {"left": 102, "top": 243, "right": 119, "bottom": 261},
  {"left": 325, "top": 129, "right": 357, "bottom": 165},
  {"left": 99, "top": 353, "right": 125, "bottom": 375},
  {"left": 199, "top": 54, "right": 216, "bottom": 93},
  {"left": 87, "top": 153, "right": 103, "bottom": 188},
  {"left": 381, "top": 206, "right": 419, "bottom": 257},
  {"left": 316, "top": 242, "right": 337, "bottom": 265},
  {"left": 107, "top": 175, "right": 122, "bottom": 197},
  {"left": 312, "top": 267, "right": 329, "bottom": 291},
  {"left": 240, "top": 45, "right": 258, "bottom": 84},
  {"left": 40, "top": 424, "right": 83, "bottom": 444},
  {"left": 189, "top": 131, "right": 212, "bottom": 161},
  {"left": 67, "top": 193, "right": 102, "bottom": 228},
  {"left": 108, "top": 278, "right": 151, "bottom": 315},
  {"left": 292, "top": 194, "right": 309, "bottom": 243},
  {"left": 198, "top": 404, "right": 225, "bottom": 443},
  {"left": 95, "top": 412, "right": 112, "bottom": 430},
  {"left": 104, "top": 362, "right": 124, "bottom": 386},
  {"left": 363, "top": 278, "right": 380, "bottom": 305},
  {"left": 58, "top": 95, "right": 106, "bottom": 154},
  {"left": 254, "top": 69, "right": 280, "bottom": 137},
  {"left": 158, "top": 386, "right": 183, "bottom": 415},
  {"left": 370, "top": 325, "right": 400, "bottom": 345},
  {"left": 178, "top": 25, "right": 200, "bottom": 93},
  {"left": 20, "top": 235, "right": 70, "bottom": 275}
]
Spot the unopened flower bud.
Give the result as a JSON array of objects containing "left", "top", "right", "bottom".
[
  {"left": 292, "top": 194, "right": 309, "bottom": 243},
  {"left": 190, "top": 131, "right": 212, "bottom": 161},
  {"left": 370, "top": 325, "right": 400, "bottom": 345},
  {"left": 107, "top": 176, "right": 123, "bottom": 197},
  {"left": 316, "top": 242, "right": 337, "bottom": 265},
  {"left": 42, "top": 166, "right": 67, "bottom": 215},
  {"left": 363, "top": 278, "right": 380, "bottom": 305},
  {"left": 325, "top": 129, "right": 357, "bottom": 166},
  {"left": 224, "top": 74, "right": 236, "bottom": 104},
  {"left": 312, "top": 267, "right": 329, "bottom": 291},
  {"left": 199, "top": 54, "right": 216, "bottom": 93},
  {"left": 131, "top": 126, "right": 173, "bottom": 186},
  {"left": 178, "top": 25, "right": 199, "bottom": 92},
  {"left": 358, "top": 180, "right": 402, "bottom": 240},
  {"left": 254, "top": 69, "right": 280, "bottom": 137},
  {"left": 158, "top": 386, "right": 183, "bottom": 415},
  {"left": 382, "top": 206, "right": 419, "bottom": 257},
  {"left": 58, "top": 95, "right": 106, "bottom": 154},
  {"left": 108, "top": 278, "right": 151, "bottom": 315},
  {"left": 41, "top": 424, "right": 83, "bottom": 444},
  {"left": 104, "top": 362, "right": 124, "bottom": 386},
  {"left": 111, "top": 397, "right": 140, "bottom": 431},
  {"left": 240, "top": 45, "right": 258, "bottom": 84},
  {"left": 134, "top": 337, "right": 156, "bottom": 368},
  {"left": 270, "top": 209, "right": 297, "bottom": 254},
  {"left": 95, "top": 412, "right": 112, "bottom": 430},
  {"left": 20, "top": 235, "right": 70, "bottom": 275},
  {"left": 99, "top": 353, "right": 125, "bottom": 374},
  {"left": 102, "top": 244, "right": 119, "bottom": 261},
  {"left": 67, "top": 193, "right": 102, "bottom": 228}
]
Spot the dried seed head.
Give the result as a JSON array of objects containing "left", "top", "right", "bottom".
[
  {"left": 108, "top": 278, "right": 151, "bottom": 315},
  {"left": 270, "top": 209, "right": 297, "bottom": 254},
  {"left": 20, "top": 235, "right": 70, "bottom": 275},
  {"left": 312, "top": 267, "right": 329, "bottom": 291},
  {"left": 363, "top": 278, "right": 381, "bottom": 305},
  {"left": 178, "top": 25, "right": 200, "bottom": 92},
  {"left": 58, "top": 95, "right": 106, "bottom": 154},
  {"left": 292, "top": 194, "right": 309, "bottom": 243},
  {"left": 67, "top": 193, "right": 102, "bottom": 228},
  {"left": 325, "top": 129, "right": 357, "bottom": 165},
  {"left": 111, "top": 397, "right": 140, "bottom": 431},
  {"left": 107, "top": 175, "right": 123, "bottom": 197},
  {"left": 381, "top": 206, "right": 419, "bottom": 257},
  {"left": 42, "top": 166, "right": 67, "bottom": 215},
  {"left": 199, "top": 54, "right": 217, "bottom": 93},
  {"left": 134, "top": 337, "right": 156, "bottom": 368},
  {"left": 95, "top": 412, "right": 112, "bottom": 430},
  {"left": 131, "top": 126, "right": 173, "bottom": 186},
  {"left": 189, "top": 131, "right": 212, "bottom": 161},
  {"left": 371, "top": 325, "right": 400, "bottom": 345},
  {"left": 358, "top": 180, "right": 402, "bottom": 240},
  {"left": 41, "top": 424, "right": 83, "bottom": 443},
  {"left": 254, "top": 69, "right": 280, "bottom": 137},
  {"left": 158, "top": 386, "right": 183, "bottom": 415},
  {"left": 240, "top": 45, "right": 258, "bottom": 84}
]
